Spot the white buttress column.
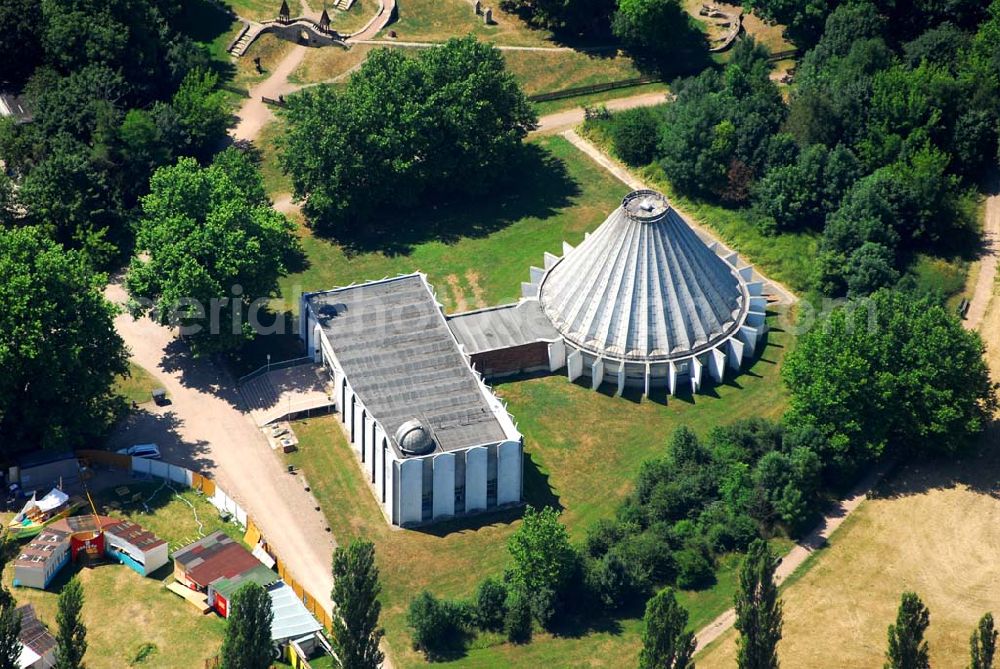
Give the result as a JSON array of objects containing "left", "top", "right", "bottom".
[
  {"left": 616, "top": 361, "right": 626, "bottom": 396},
  {"left": 668, "top": 361, "right": 678, "bottom": 396},
  {"left": 691, "top": 356, "right": 704, "bottom": 393},
  {"left": 727, "top": 337, "right": 745, "bottom": 370},
  {"left": 465, "top": 446, "right": 488, "bottom": 513},
  {"left": 709, "top": 348, "right": 727, "bottom": 383},
  {"left": 591, "top": 358, "right": 604, "bottom": 390},
  {"left": 497, "top": 441, "right": 522, "bottom": 505},
  {"left": 432, "top": 453, "right": 456, "bottom": 519},
  {"left": 398, "top": 459, "right": 423, "bottom": 526},
  {"left": 548, "top": 340, "right": 566, "bottom": 371},
  {"left": 566, "top": 349, "right": 583, "bottom": 382}
]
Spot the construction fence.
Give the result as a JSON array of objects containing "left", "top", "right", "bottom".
[{"left": 76, "top": 450, "right": 333, "bottom": 631}]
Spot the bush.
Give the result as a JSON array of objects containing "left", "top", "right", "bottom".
[
  {"left": 674, "top": 546, "right": 715, "bottom": 590},
  {"left": 504, "top": 585, "right": 532, "bottom": 644},
  {"left": 609, "top": 107, "right": 662, "bottom": 166},
  {"left": 474, "top": 577, "right": 507, "bottom": 632},
  {"left": 529, "top": 585, "right": 558, "bottom": 629},
  {"left": 406, "top": 591, "right": 468, "bottom": 659}
]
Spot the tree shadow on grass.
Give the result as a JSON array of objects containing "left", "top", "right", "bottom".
[
  {"left": 312, "top": 143, "right": 582, "bottom": 256},
  {"left": 176, "top": 0, "right": 238, "bottom": 83}
]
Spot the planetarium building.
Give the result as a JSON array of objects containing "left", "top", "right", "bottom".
[{"left": 300, "top": 189, "right": 769, "bottom": 527}]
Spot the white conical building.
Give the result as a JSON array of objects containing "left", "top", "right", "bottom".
[{"left": 521, "top": 190, "right": 768, "bottom": 395}]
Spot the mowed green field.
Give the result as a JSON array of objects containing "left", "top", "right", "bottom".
[{"left": 288, "top": 311, "right": 793, "bottom": 668}]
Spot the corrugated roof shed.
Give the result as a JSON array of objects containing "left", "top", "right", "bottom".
[
  {"left": 172, "top": 531, "right": 262, "bottom": 587},
  {"left": 17, "top": 603, "right": 56, "bottom": 663},
  {"left": 212, "top": 564, "right": 279, "bottom": 600},
  {"left": 268, "top": 582, "right": 323, "bottom": 642},
  {"left": 447, "top": 300, "right": 560, "bottom": 355}
]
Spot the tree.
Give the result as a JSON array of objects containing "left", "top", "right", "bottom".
[
  {"left": 971, "top": 613, "right": 997, "bottom": 669},
  {"left": 885, "top": 592, "right": 930, "bottom": 669},
  {"left": 0, "top": 602, "right": 21, "bottom": 669},
  {"left": 126, "top": 148, "right": 296, "bottom": 354},
  {"left": 474, "top": 577, "right": 507, "bottom": 631},
  {"left": 331, "top": 539, "right": 384, "bottom": 669},
  {"left": 0, "top": 0, "right": 42, "bottom": 86},
  {"left": 506, "top": 506, "right": 578, "bottom": 607},
  {"left": 783, "top": 290, "right": 997, "bottom": 481},
  {"left": 734, "top": 539, "right": 782, "bottom": 669},
  {"left": 279, "top": 37, "right": 536, "bottom": 234},
  {"left": 607, "top": 107, "right": 662, "bottom": 166},
  {"left": 612, "top": 0, "right": 707, "bottom": 73},
  {"left": 170, "top": 68, "right": 228, "bottom": 160},
  {"left": 220, "top": 583, "right": 274, "bottom": 669},
  {"left": 503, "top": 584, "right": 532, "bottom": 644},
  {"left": 0, "top": 226, "right": 128, "bottom": 451},
  {"left": 639, "top": 588, "right": 695, "bottom": 669},
  {"left": 54, "top": 577, "right": 87, "bottom": 669},
  {"left": 499, "top": 0, "right": 616, "bottom": 35}
]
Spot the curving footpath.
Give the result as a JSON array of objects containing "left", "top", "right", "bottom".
[{"left": 965, "top": 191, "right": 999, "bottom": 332}]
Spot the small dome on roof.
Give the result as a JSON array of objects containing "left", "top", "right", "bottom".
[{"left": 395, "top": 419, "right": 434, "bottom": 455}]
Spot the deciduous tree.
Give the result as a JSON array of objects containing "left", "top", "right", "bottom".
[
  {"left": 331, "top": 539, "right": 384, "bottom": 669},
  {"left": 639, "top": 588, "right": 695, "bottom": 669},
  {"left": 971, "top": 612, "right": 997, "bottom": 669},
  {"left": 220, "top": 583, "right": 274, "bottom": 669},
  {"left": 885, "top": 592, "right": 930, "bottom": 669},
  {"left": 734, "top": 539, "right": 782, "bottom": 669},
  {"left": 54, "top": 577, "right": 87, "bottom": 669}
]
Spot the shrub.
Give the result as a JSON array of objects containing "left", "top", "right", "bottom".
[
  {"left": 406, "top": 591, "right": 468, "bottom": 659},
  {"left": 504, "top": 585, "right": 532, "bottom": 644},
  {"left": 474, "top": 577, "right": 507, "bottom": 632},
  {"left": 674, "top": 546, "right": 715, "bottom": 590},
  {"left": 609, "top": 107, "right": 662, "bottom": 166}
]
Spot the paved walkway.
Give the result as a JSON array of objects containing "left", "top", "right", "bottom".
[
  {"left": 104, "top": 282, "right": 337, "bottom": 615},
  {"left": 532, "top": 90, "right": 670, "bottom": 134},
  {"left": 965, "top": 192, "right": 999, "bottom": 331},
  {"left": 561, "top": 129, "right": 798, "bottom": 305},
  {"left": 693, "top": 465, "right": 886, "bottom": 654}
]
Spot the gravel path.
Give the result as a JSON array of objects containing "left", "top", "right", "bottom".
[
  {"left": 104, "top": 282, "right": 337, "bottom": 615},
  {"left": 965, "top": 192, "right": 999, "bottom": 332},
  {"left": 531, "top": 91, "right": 670, "bottom": 135},
  {"left": 230, "top": 45, "right": 308, "bottom": 143}
]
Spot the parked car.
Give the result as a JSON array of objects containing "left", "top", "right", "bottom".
[{"left": 115, "top": 444, "right": 161, "bottom": 460}]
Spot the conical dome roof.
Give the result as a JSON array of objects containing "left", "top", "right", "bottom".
[{"left": 538, "top": 190, "right": 749, "bottom": 362}]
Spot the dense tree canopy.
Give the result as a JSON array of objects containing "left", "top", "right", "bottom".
[
  {"left": 54, "top": 578, "right": 87, "bottom": 669},
  {"left": 885, "top": 592, "right": 931, "bottom": 669},
  {"left": 126, "top": 149, "right": 296, "bottom": 355},
  {"left": 639, "top": 588, "right": 694, "bottom": 669},
  {"left": 783, "top": 290, "right": 997, "bottom": 479},
  {"left": 612, "top": 0, "right": 707, "bottom": 73},
  {"left": 280, "top": 37, "right": 536, "bottom": 236},
  {"left": 735, "top": 540, "right": 782, "bottom": 669},
  {"left": 0, "top": 226, "right": 127, "bottom": 451},
  {"left": 0, "top": 0, "right": 227, "bottom": 267}
]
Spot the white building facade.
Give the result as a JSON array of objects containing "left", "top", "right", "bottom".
[{"left": 301, "top": 275, "right": 523, "bottom": 527}]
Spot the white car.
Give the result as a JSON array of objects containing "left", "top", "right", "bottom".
[{"left": 116, "top": 443, "right": 162, "bottom": 460}]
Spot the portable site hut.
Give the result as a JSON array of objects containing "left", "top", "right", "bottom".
[
  {"left": 172, "top": 531, "right": 277, "bottom": 617},
  {"left": 17, "top": 604, "right": 56, "bottom": 669},
  {"left": 12, "top": 529, "right": 70, "bottom": 590},
  {"left": 102, "top": 518, "right": 169, "bottom": 576}
]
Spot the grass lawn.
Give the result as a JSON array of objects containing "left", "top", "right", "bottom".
[
  {"left": 286, "top": 309, "right": 794, "bottom": 667},
  {"left": 114, "top": 361, "right": 166, "bottom": 406},
  {"left": 501, "top": 49, "right": 644, "bottom": 97},
  {"left": 274, "top": 133, "right": 633, "bottom": 316},
  {"left": 225, "top": 0, "right": 302, "bottom": 22},
  {"left": 581, "top": 119, "right": 820, "bottom": 296},
  {"left": 5, "top": 483, "right": 246, "bottom": 668},
  {"left": 289, "top": 44, "right": 374, "bottom": 84},
  {"left": 381, "top": 0, "right": 556, "bottom": 46},
  {"left": 332, "top": 0, "right": 382, "bottom": 34},
  {"left": 694, "top": 425, "right": 1000, "bottom": 668}
]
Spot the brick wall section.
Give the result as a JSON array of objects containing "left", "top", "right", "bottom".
[{"left": 470, "top": 342, "right": 550, "bottom": 378}]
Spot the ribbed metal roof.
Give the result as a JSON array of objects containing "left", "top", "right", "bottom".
[{"left": 538, "top": 190, "right": 748, "bottom": 362}]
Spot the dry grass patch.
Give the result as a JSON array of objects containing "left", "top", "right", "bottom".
[
  {"left": 290, "top": 44, "right": 373, "bottom": 83},
  {"left": 226, "top": 0, "right": 302, "bottom": 22},
  {"left": 694, "top": 431, "right": 1000, "bottom": 669},
  {"left": 502, "top": 49, "right": 644, "bottom": 96},
  {"left": 235, "top": 34, "right": 299, "bottom": 88},
  {"left": 381, "top": 0, "right": 556, "bottom": 46}
]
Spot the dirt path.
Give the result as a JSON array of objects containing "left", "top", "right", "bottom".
[
  {"left": 104, "top": 283, "right": 337, "bottom": 614},
  {"left": 561, "top": 129, "right": 798, "bottom": 305},
  {"left": 965, "top": 192, "right": 999, "bottom": 332},
  {"left": 694, "top": 466, "right": 886, "bottom": 654},
  {"left": 230, "top": 45, "right": 308, "bottom": 143},
  {"left": 532, "top": 90, "right": 670, "bottom": 135}
]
